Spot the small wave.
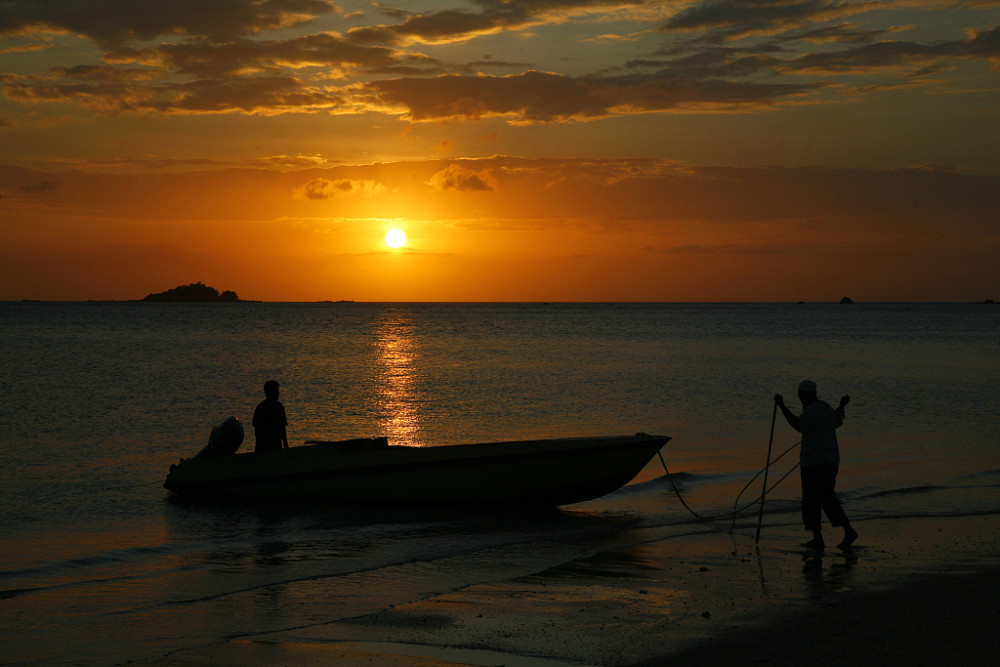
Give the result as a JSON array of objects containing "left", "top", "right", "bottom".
[
  {"left": 607, "top": 472, "right": 709, "bottom": 498},
  {"left": 858, "top": 508, "right": 1000, "bottom": 522},
  {"left": 859, "top": 485, "right": 945, "bottom": 500},
  {"left": 0, "top": 566, "right": 188, "bottom": 602},
  {"left": 0, "top": 586, "right": 44, "bottom": 600},
  {"left": 958, "top": 468, "right": 1000, "bottom": 480},
  {"left": 0, "top": 542, "right": 184, "bottom": 584},
  {"left": 626, "top": 470, "right": 736, "bottom": 489}
]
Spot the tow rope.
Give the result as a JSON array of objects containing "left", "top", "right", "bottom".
[{"left": 656, "top": 440, "right": 802, "bottom": 532}]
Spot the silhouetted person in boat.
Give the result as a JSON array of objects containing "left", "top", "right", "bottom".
[
  {"left": 775, "top": 381, "right": 858, "bottom": 550},
  {"left": 252, "top": 380, "right": 288, "bottom": 453}
]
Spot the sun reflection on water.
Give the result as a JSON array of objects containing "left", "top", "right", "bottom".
[{"left": 373, "top": 310, "right": 424, "bottom": 446}]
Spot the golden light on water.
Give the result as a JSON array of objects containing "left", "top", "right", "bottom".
[
  {"left": 385, "top": 228, "right": 406, "bottom": 249},
  {"left": 373, "top": 311, "right": 423, "bottom": 446}
]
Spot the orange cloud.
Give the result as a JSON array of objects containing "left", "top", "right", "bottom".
[
  {"left": 427, "top": 164, "right": 498, "bottom": 192},
  {"left": 294, "top": 177, "right": 386, "bottom": 199}
]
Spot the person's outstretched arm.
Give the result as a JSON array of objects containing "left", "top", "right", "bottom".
[
  {"left": 837, "top": 395, "right": 850, "bottom": 418},
  {"left": 774, "top": 394, "right": 801, "bottom": 432}
]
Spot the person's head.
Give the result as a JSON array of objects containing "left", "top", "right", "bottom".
[
  {"left": 797, "top": 379, "right": 817, "bottom": 406},
  {"left": 263, "top": 379, "right": 280, "bottom": 400}
]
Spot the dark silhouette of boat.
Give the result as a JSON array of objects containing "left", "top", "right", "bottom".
[{"left": 163, "top": 432, "right": 669, "bottom": 506}]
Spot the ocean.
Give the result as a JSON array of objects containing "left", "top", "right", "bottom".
[{"left": 1, "top": 302, "right": 997, "bottom": 665}]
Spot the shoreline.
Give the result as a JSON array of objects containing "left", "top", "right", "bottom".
[{"left": 140, "top": 514, "right": 1000, "bottom": 667}]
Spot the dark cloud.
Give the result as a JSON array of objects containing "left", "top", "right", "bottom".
[
  {"left": 347, "top": 0, "right": 636, "bottom": 45},
  {"left": 1, "top": 0, "right": 996, "bottom": 122},
  {"left": 106, "top": 33, "right": 431, "bottom": 78},
  {"left": 780, "top": 25, "right": 1000, "bottom": 74},
  {"left": 637, "top": 164, "right": 1000, "bottom": 235},
  {"left": 48, "top": 64, "right": 160, "bottom": 82},
  {"left": 659, "top": 242, "right": 792, "bottom": 255},
  {"left": 3, "top": 74, "right": 343, "bottom": 114},
  {"left": 4, "top": 59, "right": 821, "bottom": 119},
  {"left": 362, "top": 8, "right": 502, "bottom": 44},
  {"left": 661, "top": 0, "right": 872, "bottom": 41},
  {"left": 631, "top": 20, "right": 1000, "bottom": 85},
  {"left": 626, "top": 47, "right": 784, "bottom": 80},
  {"left": 17, "top": 179, "right": 61, "bottom": 193},
  {"left": 791, "top": 22, "right": 906, "bottom": 44},
  {"left": 0, "top": 0, "right": 337, "bottom": 46},
  {"left": 160, "top": 75, "right": 342, "bottom": 113},
  {"left": 363, "top": 69, "right": 821, "bottom": 122},
  {"left": 409, "top": 157, "right": 999, "bottom": 237}
]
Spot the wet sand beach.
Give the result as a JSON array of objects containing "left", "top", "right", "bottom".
[{"left": 141, "top": 514, "right": 999, "bottom": 667}]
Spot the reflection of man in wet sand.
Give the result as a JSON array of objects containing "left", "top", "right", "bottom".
[
  {"left": 252, "top": 380, "right": 288, "bottom": 453},
  {"left": 775, "top": 380, "right": 858, "bottom": 550}
]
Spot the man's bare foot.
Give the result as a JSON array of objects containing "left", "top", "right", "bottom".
[
  {"left": 837, "top": 526, "right": 858, "bottom": 549},
  {"left": 801, "top": 538, "right": 825, "bottom": 550}
]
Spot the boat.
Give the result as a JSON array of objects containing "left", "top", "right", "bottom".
[{"left": 163, "top": 431, "right": 670, "bottom": 506}]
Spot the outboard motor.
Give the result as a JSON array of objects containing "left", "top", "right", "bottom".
[{"left": 193, "top": 416, "right": 244, "bottom": 458}]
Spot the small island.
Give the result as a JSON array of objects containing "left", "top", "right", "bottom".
[{"left": 143, "top": 282, "right": 240, "bottom": 302}]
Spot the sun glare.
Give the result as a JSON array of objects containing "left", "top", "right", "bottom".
[{"left": 385, "top": 228, "right": 406, "bottom": 249}]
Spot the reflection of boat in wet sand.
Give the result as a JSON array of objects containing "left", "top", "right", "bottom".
[{"left": 163, "top": 430, "right": 669, "bottom": 506}]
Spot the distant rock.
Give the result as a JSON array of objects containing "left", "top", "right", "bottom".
[
  {"left": 840, "top": 296, "right": 855, "bottom": 304},
  {"left": 143, "top": 282, "right": 240, "bottom": 302}
]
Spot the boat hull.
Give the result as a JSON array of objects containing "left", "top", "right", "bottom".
[{"left": 163, "top": 434, "right": 669, "bottom": 506}]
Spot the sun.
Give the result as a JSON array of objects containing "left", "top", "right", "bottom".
[{"left": 385, "top": 228, "right": 406, "bottom": 249}]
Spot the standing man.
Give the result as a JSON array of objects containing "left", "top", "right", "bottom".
[
  {"left": 252, "top": 380, "right": 288, "bottom": 452},
  {"left": 775, "top": 380, "right": 858, "bottom": 550}
]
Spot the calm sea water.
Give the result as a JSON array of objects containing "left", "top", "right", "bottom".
[{"left": 1, "top": 302, "right": 998, "bottom": 665}]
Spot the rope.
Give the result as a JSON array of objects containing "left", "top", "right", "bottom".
[
  {"left": 656, "top": 440, "right": 802, "bottom": 532},
  {"left": 657, "top": 450, "right": 719, "bottom": 524},
  {"left": 731, "top": 441, "right": 800, "bottom": 531}
]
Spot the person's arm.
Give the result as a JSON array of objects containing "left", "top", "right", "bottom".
[
  {"left": 774, "top": 394, "right": 801, "bottom": 432},
  {"left": 837, "top": 395, "right": 849, "bottom": 417},
  {"left": 835, "top": 394, "right": 849, "bottom": 424}
]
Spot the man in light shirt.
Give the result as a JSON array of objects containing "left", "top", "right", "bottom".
[{"left": 775, "top": 380, "right": 858, "bottom": 550}]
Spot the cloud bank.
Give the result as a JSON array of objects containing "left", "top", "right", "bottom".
[{"left": 2, "top": 0, "right": 997, "bottom": 121}]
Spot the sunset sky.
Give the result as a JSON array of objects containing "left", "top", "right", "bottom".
[{"left": 2, "top": 0, "right": 998, "bottom": 302}]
